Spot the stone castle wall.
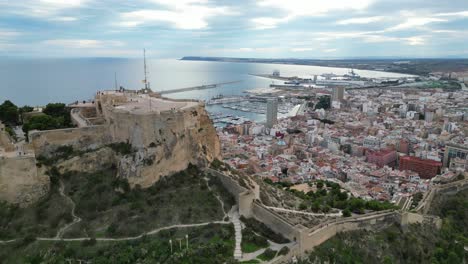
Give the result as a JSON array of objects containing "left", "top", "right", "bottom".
[
  {"left": 209, "top": 168, "right": 441, "bottom": 263},
  {"left": 251, "top": 201, "right": 301, "bottom": 242},
  {"left": 298, "top": 211, "right": 399, "bottom": 252},
  {"left": 416, "top": 179, "right": 468, "bottom": 214},
  {"left": 0, "top": 156, "right": 49, "bottom": 206},
  {"left": 206, "top": 168, "right": 247, "bottom": 202},
  {"left": 30, "top": 125, "right": 112, "bottom": 157}
]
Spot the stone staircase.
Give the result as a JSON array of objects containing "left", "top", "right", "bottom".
[{"left": 230, "top": 206, "right": 243, "bottom": 259}]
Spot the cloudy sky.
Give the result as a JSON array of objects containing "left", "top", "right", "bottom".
[{"left": 1, "top": 0, "right": 467, "bottom": 58}]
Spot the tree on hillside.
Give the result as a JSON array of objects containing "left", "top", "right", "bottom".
[
  {"left": 0, "top": 100, "right": 19, "bottom": 125},
  {"left": 22, "top": 115, "right": 61, "bottom": 134},
  {"left": 43, "top": 103, "right": 67, "bottom": 117},
  {"left": 315, "top": 96, "right": 331, "bottom": 110},
  {"left": 18, "top": 106, "right": 34, "bottom": 123},
  {"left": 43, "top": 103, "right": 72, "bottom": 127}
]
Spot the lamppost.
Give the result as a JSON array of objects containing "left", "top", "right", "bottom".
[
  {"left": 169, "top": 239, "right": 173, "bottom": 254},
  {"left": 185, "top": 234, "right": 189, "bottom": 249}
]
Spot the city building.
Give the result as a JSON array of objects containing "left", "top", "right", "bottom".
[
  {"left": 266, "top": 98, "right": 278, "bottom": 128},
  {"left": 399, "top": 156, "right": 442, "bottom": 179},
  {"left": 332, "top": 87, "right": 345, "bottom": 102},
  {"left": 366, "top": 149, "right": 397, "bottom": 168},
  {"left": 443, "top": 143, "right": 468, "bottom": 167},
  {"left": 363, "top": 136, "right": 381, "bottom": 149},
  {"left": 397, "top": 139, "right": 410, "bottom": 154}
]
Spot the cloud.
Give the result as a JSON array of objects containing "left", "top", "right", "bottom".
[
  {"left": 291, "top": 47, "right": 314, "bottom": 52},
  {"left": 50, "top": 16, "right": 78, "bottom": 22},
  {"left": 436, "top": 11, "right": 468, "bottom": 17},
  {"left": 337, "top": 16, "right": 384, "bottom": 25},
  {"left": 386, "top": 17, "right": 447, "bottom": 31},
  {"left": 0, "top": 0, "right": 88, "bottom": 21},
  {"left": 43, "top": 39, "right": 124, "bottom": 49},
  {"left": 251, "top": 17, "right": 289, "bottom": 30},
  {"left": 323, "top": 48, "right": 337, "bottom": 53},
  {"left": 252, "top": 0, "right": 375, "bottom": 29},
  {"left": 0, "top": 30, "right": 21, "bottom": 39},
  {"left": 313, "top": 30, "right": 427, "bottom": 46},
  {"left": 118, "top": 1, "right": 235, "bottom": 30}
]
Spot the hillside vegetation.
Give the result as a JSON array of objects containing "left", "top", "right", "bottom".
[{"left": 0, "top": 224, "right": 236, "bottom": 264}]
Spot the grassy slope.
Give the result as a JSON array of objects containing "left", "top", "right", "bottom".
[
  {"left": 60, "top": 164, "right": 228, "bottom": 238},
  {"left": 0, "top": 224, "right": 236, "bottom": 264}
]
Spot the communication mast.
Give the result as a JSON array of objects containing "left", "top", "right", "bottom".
[
  {"left": 143, "top": 49, "right": 150, "bottom": 91},
  {"left": 114, "top": 72, "right": 118, "bottom": 90},
  {"left": 143, "top": 49, "right": 152, "bottom": 111}
]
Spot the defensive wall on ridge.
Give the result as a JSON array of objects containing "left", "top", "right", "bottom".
[
  {"left": 209, "top": 168, "right": 443, "bottom": 263},
  {"left": 30, "top": 125, "right": 111, "bottom": 156},
  {"left": 416, "top": 179, "right": 468, "bottom": 214},
  {"left": 0, "top": 155, "right": 49, "bottom": 206}
]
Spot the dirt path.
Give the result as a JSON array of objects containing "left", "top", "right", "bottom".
[
  {"left": 204, "top": 177, "right": 227, "bottom": 218},
  {"left": 1, "top": 175, "right": 243, "bottom": 263},
  {"left": 36, "top": 221, "right": 231, "bottom": 242},
  {"left": 55, "top": 180, "right": 82, "bottom": 238}
]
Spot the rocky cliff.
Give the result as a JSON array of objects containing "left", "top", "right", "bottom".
[{"left": 115, "top": 104, "right": 221, "bottom": 187}]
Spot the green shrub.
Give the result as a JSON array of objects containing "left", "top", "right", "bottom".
[
  {"left": 258, "top": 248, "right": 277, "bottom": 261},
  {"left": 279, "top": 246, "right": 290, "bottom": 256},
  {"left": 240, "top": 216, "right": 290, "bottom": 244},
  {"left": 108, "top": 142, "right": 134, "bottom": 155},
  {"left": 342, "top": 208, "right": 351, "bottom": 217}
]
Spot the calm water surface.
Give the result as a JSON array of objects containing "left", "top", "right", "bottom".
[{"left": 0, "top": 58, "right": 411, "bottom": 121}]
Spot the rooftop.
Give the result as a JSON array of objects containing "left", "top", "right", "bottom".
[{"left": 104, "top": 92, "right": 199, "bottom": 114}]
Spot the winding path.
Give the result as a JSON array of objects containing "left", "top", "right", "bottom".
[
  {"left": 55, "top": 180, "right": 82, "bottom": 238},
  {"left": 37, "top": 221, "right": 231, "bottom": 242},
  {"left": 1, "top": 176, "right": 245, "bottom": 262},
  {"left": 204, "top": 177, "right": 243, "bottom": 259}
]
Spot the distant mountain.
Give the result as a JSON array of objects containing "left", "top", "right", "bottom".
[{"left": 181, "top": 56, "right": 468, "bottom": 76}]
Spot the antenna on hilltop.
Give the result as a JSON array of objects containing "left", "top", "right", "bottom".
[
  {"left": 143, "top": 49, "right": 150, "bottom": 91},
  {"left": 114, "top": 72, "right": 118, "bottom": 90},
  {"left": 143, "top": 49, "right": 153, "bottom": 111}
]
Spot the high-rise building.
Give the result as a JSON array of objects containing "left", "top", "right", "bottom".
[
  {"left": 332, "top": 87, "right": 345, "bottom": 102},
  {"left": 266, "top": 98, "right": 278, "bottom": 128}
]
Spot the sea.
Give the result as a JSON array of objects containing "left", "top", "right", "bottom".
[{"left": 0, "top": 58, "right": 411, "bottom": 122}]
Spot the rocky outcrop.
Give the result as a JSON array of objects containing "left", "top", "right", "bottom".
[
  {"left": 110, "top": 104, "right": 221, "bottom": 188},
  {"left": 57, "top": 147, "right": 117, "bottom": 174}
]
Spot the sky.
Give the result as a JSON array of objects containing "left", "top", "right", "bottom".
[{"left": 0, "top": 0, "right": 468, "bottom": 58}]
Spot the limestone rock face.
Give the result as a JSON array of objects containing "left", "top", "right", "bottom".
[
  {"left": 115, "top": 105, "right": 221, "bottom": 188},
  {"left": 57, "top": 147, "right": 117, "bottom": 174},
  {"left": 0, "top": 157, "right": 50, "bottom": 206}
]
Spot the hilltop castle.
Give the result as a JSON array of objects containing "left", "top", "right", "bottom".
[{"left": 0, "top": 90, "right": 221, "bottom": 205}]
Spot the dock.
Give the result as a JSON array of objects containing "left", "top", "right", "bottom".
[{"left": 159, "top": 80, "right": 242, "bottom": 95}]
